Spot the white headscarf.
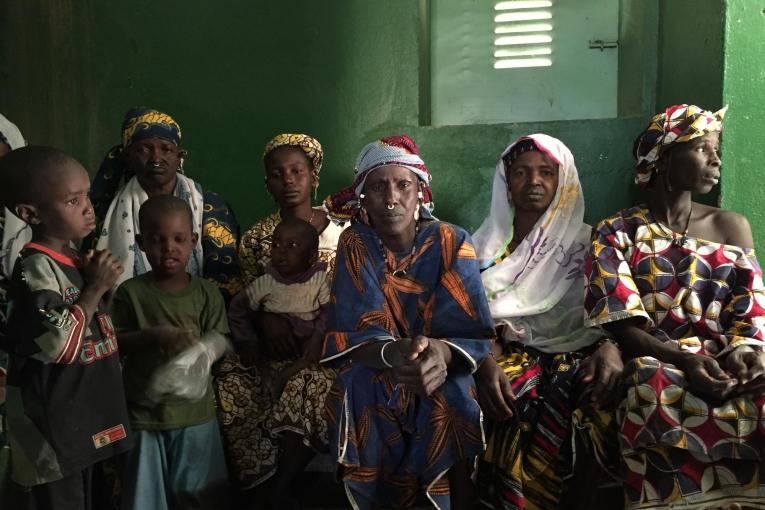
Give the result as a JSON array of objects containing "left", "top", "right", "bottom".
[
  {"left": 0, "top": 113, "right": 31, "bottom": 279},
  {"left": 472, "top": 134, "right": 598, "bottom": 353}
]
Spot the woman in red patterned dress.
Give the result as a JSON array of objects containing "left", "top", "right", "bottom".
[{"left": 585, "top": 104, "right": 765, "bottom": 510}]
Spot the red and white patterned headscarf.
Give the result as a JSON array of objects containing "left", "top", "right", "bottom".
[{"left": 324, "top": 134, "right": 434, "bottom": 222}]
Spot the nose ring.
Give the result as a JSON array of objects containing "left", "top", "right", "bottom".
[{"left": 386, "top": 204, "right": 395, "bottom": 210}]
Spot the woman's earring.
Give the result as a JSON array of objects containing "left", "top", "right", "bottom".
[
  {"left": 417, "top": 190, "right": 423, "bottom": 200},
  {"left": 359, "top": 193, "right": 365, "bottom": 200}
]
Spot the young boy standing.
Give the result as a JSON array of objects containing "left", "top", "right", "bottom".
[
  {"left": 110, "top": 195, "right": 229, "bottom": 510},
  {"left": 0, "top": 146, "right": 132, "bottom": 510}
]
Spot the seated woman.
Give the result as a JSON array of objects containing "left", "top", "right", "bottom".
[
  {"left": 238, "top": 133, "right": 346, "bottom": 280},
  {"left": 472, "top": 134, "right": 622, "bottom": 510},
  {"left": 0, "top": 113, "right": 27, "bottom": 505},
  {"left": 88, "top": 107, "right": 241, "bottom": 300},
  {"left": 585, "top": 104, "right": 765, "bottom": 509},
  {"left": 215, "top": 134, "right": 344, "bottom": 505},
  {"left": 0, "top": 114, "right": 29, "bottom": 285},
  {"left": 322, "top": 135, "right": 495, "bottom": 509}
]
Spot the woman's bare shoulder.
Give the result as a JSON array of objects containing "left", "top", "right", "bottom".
[{"left": 697, "top": 203, "right": 754, "bottom": 249}]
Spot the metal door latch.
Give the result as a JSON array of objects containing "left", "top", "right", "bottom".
[{"left": 588, "top": 39, "right": 619, "bottom": 51}]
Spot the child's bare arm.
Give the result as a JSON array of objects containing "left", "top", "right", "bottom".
[
  {"left": 227, "top": 292, "right": 259, "bottom": 364},
  {"left": 117, "top": 327, "right": 197, "bottom": 358},
  {"left": 228, "top": 292, "right": 259, "bottom": 343}
]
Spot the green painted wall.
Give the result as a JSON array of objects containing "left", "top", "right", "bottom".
[
  {"left": 656, "top": 0, "right": 725, "bottom": 110},
  {"left": 655, "top": 0, "right": 726, "bottom": 207},
  {"left": 720, "top": 1, "right": 765, "bottom": 254},
  {"left": 2, "top": 0, "right": 669, "bottom": 233}
]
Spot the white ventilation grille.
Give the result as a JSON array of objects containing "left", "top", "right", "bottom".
[{"left": 494, "top": 1, "right": 553, "bottom": 69}]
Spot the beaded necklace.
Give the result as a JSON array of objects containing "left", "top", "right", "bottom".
[{"left": 378, "top": 221, "right": 420, "bottom": 277}]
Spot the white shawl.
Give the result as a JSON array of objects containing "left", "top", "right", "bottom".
[
  {"left": 472, "top": 134, "right": 598, "bottom": 353},
  {"left": 95, "top": 174, "right": 204, "bottom": 286},
  {"left": 0, "top": 113, "right": 30, "bottom": 278}
]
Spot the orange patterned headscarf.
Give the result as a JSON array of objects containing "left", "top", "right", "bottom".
[{"left": 324, "top": 134, "right": 433, "bottom": 223}]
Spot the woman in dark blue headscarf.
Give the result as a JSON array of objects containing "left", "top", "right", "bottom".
[{"left": 87, "top": 107, "right": 241, "bottom": 301}]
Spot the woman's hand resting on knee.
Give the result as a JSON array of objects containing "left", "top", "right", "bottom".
[
  {"left": 476, "top": 356, "right": 516, "bottom": 420},
  {"left": 580, "top": 340, "right": 623, "bottom": 408},
  {"left": 675, "top": 353, "right": 738, "bottom": 404},
  {"left": 725, "top": 348, "right": 765, "bottom": 396}
]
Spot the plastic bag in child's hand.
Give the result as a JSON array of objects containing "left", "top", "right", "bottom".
[{"left": 144, "top": 332, "right": 231, "bottom": 403}]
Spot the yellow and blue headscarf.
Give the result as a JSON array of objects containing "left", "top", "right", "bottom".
[
  {"left": 263, "top": 133, "right": 324, "bottom": 175},
  {"left": 633, "top": 104, "right": 727, "bottom": 187},
  {"left": 121, "top": 107, "right": 182, "bottom": 148}
]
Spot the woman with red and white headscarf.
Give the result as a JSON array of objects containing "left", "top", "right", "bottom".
[{"left": 323, "top": 134, "right": 495, "bottom": 509}]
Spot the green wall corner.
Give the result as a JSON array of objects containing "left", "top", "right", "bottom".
[{"left": 720, "top": 0, "right": 765, "bottom": 254}]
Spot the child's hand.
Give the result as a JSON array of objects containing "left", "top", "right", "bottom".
[
  {"left": 301, "top": 332, "right": 324, "bottom": 364},
  {"left": 152, "top": 326, "right": 198, "bottom": 359},
  {"left": 82, "top": 249, "right": 124, "bottom": 293}
]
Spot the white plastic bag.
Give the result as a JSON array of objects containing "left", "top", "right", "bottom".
[{"left": 144, "top": 331, "right": 230, "bottom": 403}]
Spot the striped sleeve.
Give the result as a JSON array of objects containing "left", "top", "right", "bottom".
[{"left": 15, "top": 254, "right": 88, "bottom": 364}]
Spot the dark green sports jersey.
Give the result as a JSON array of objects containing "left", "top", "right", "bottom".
[{"left": 6, "top": 243, "right": 132, "bottom": 486}]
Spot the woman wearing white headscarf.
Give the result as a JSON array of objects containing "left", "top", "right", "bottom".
[
  {"left": 0, "top": 113, "right": 28, "bottom": 506},
  {"left": 0, "top": 114, "right": 30, "bottom": 283},
  {"left": 472, "top": 134, "right": 621, "bottom": 510}
]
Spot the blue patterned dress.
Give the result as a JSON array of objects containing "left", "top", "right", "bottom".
[{"left": 323, "top": 221, "right": 495, "bottom": 509}]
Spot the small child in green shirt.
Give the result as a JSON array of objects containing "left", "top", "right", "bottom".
[{"left": 110, "top": 195, "right": 229, "bottom": 510}]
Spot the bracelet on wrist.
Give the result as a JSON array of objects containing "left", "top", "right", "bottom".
[
  {"left": 380, "top": 340, "right": 395, "bottom": 368},
  {"left": 598, "top": 337, "right": 620, "bottom": 350}
]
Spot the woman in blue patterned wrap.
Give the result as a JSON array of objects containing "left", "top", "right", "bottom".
[{"left": 322, "top": 134, "right": 495, "bottom": 509}]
